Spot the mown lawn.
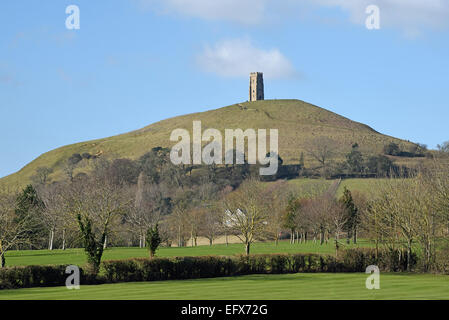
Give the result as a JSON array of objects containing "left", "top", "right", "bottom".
[
  {"left": 4, "top": 240, "right": 373, "bottom": 267},
  {"left": 1, "top": 273, "right": 448, "bottom": 300}
]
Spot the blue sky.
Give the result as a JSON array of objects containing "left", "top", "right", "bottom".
[{"left": 1, "top": 0, "right": 448, "bottom": 178}]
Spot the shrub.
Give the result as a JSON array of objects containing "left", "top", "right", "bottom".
[
  {"left": 100, "top": 253, "right": 349, "bottom": 285},
  {"left": 0, "top": 250, "right": 421, "bottom": 290},
  {"left": 68, "top": 153, "right": 82, "bottom": 165},
  {"left": 103, "top": 260, "right": 143, "bottom": 283},
  {"left": 384, "top": 143, "right": 400, "bottom": 156},
  {"left": 146, "top": 224, "right": 162, "bottom": 258},
  {"left": 341, "top": 248, "right": 417, "bottom": 272},
  {"left": 0, "top": 265, "right": 97, "bottom": 289}
]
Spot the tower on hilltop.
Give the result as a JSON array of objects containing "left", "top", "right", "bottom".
[{"left": 249, "top": 72, "right": 264, "bottom": 102}]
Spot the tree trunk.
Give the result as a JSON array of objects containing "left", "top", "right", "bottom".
[
  {"left": 375, "top": 239, "right": 379, "bottom": 260},
  {"left": 407, "top": 239, "right": 412, "bottom": 271},
  {"left": 103, "top": 236, "right": 108, "bottom": 249},
  {"left": 209, "top": 238, "right": 213, "bottom": 246},
  {"left": 48, "top": 228, "right": 55, "bottom": 250},
  {"left": 225, "top": 233, "right": 228, "bottom": 246},
  {"left": 353, "top": 226, "right": 357, "bottom": 244},
  {"left": 62, "top": 228, "right": 66, "bottom": 250},
  {"left": 0, "top": 252, "right": 5, "bottom": 268},
  {"left": 335, "top": 232, "right": 340, "bottom": 258},
  {"left": 427, "top": 237, "right": 432, "bottom": 271},
  {"left": 245, "top": 242, "right": 251, "bottom": 255}
]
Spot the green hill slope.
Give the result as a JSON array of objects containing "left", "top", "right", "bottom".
[{"left": 0, "top": 99, "right": 417, "bottom": 188}]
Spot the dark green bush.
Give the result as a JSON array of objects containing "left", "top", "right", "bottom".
[
  {"left": 341, "top": 248, "right": 417, "bottom": 272},
  {"left": 103, "top": 259, "right": 143, "bottom": 282},
  {"left": 100, "top": 253, "right": 346, "bottom": 285},
  {"left": 0, "top": 250, "right": 421, "bottom": 290},
  {"left": 68, "top": 153, "right": 82, "bottom": 165},
  {"left": 0, "top": 265, "right": 98, "bottom": 289}
]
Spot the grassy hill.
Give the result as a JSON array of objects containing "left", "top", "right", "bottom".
[{"left": 0, "top": 99, "right": 419, "bottom": 188}]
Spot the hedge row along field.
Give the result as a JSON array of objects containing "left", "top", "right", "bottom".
[{"left": 0, "top": 248, "right": 416, "bottom": 290}]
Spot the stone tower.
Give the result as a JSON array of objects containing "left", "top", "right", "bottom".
[{"left": 249, "top": 72, "right": 264, "bottom": 101}]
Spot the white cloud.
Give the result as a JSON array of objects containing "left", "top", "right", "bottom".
[
  {"left": 196, "top": 38, "right": 297, "bottom": 79},
  {"left": 137, "top": 0, "right": 449, "bottom": 33},
  {"left": 138, "top": 0, "right": 267, "bottom": 24},
  {"left": 313, "top": 0, "right": 449, "bottom": 34}
]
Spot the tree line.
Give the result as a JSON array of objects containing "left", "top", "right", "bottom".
[{"left": 1, "top": 145, "right": 449, "bottom": 273}]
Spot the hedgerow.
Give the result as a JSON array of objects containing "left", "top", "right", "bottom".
[{"left": 0, "top": 248, "right": 417, "bottom": 289}]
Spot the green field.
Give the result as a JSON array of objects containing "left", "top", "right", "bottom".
[
  {"left": 286, "top": 177, "right": 393, "bottom": 198},
  {"left": 3, "top": 241, "right": 448, "bottom": 300},
  {"left": 1, "top": 273, "right": 448, "bottom": 300},
  {"left": 338, "top": 178, "right": 391, "bottom": 197},
  {"left": 4, "top": 240, "right": 372, "bottom": 267}
]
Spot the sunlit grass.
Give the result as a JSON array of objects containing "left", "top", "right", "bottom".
[
  {"left": 4, "top": 240, "right": 374, "bottom": 267},
  {"left": 1, "top": 273, "right": 448, "bottom": 300}
]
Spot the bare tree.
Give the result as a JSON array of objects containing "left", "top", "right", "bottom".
[
  {"left": 39, "top": 184, "right": 65, "bottom": 250},
  {"left": 349, "top": 190, "right": 368, "bottom": 244},
  {"left": 298, "top": 180, "right": 341, "bottom": 247},
  {"left": 365, "top": 175, "right": 427, "bottom": 270},
  {"left": 186, "top": 207, "right": 203, "bottom": 247},
  {"left": 284, "top": 181, "right": 330, "bottom": 244},
  {"left": 127, "top": 172, "right": 165, "bottom": 248},
  {"left": 185, "top": 181, "right": 222, "bottom": 247},
  {"left": 327, "top": 200, "right": 348, "bottom": 258},
  {"left": 292, "top": 198, "right": 312, "bottom": 244},
  {"left": 224, "top": 178, "right": 268, "bottom": 255},
  {"left": 169, "top": 189, "right": 192, "bottom": 247},
  {"left": 305, "top": 137, "right": 337, "bottom": 176},
  {"left": 63, "top": 175, "right": 130, "bottom": 272},
  {"left": 38, "top": 182, "right": 79, "bottom": 250},
  {"left": 31, "top": 166, "right": 53, "bottom": 185},
  {"left": 0, "top": 189, "right": 32, "bottom": 267},
  {"left": 199, "top": 202, "right": 224, "bottom": 246},
  {"left": 265, "top": 180, "right": 292, "bottom": 245},
  {"left": 304, "top": 196, "right": 328, "bottom": 245},
  {"left": 436, "top": 140, "right": 449, "bottom": 154}
]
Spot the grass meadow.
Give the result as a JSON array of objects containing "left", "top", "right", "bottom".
[
  {"left": 1, "top": 273, "right": 449, "bottom": 300},
  {"left": 2, "top": 240, "right": 449, "bottom": 300},
  {"left": 4, "top": 240, "right": 373, "bottom": 267}
]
